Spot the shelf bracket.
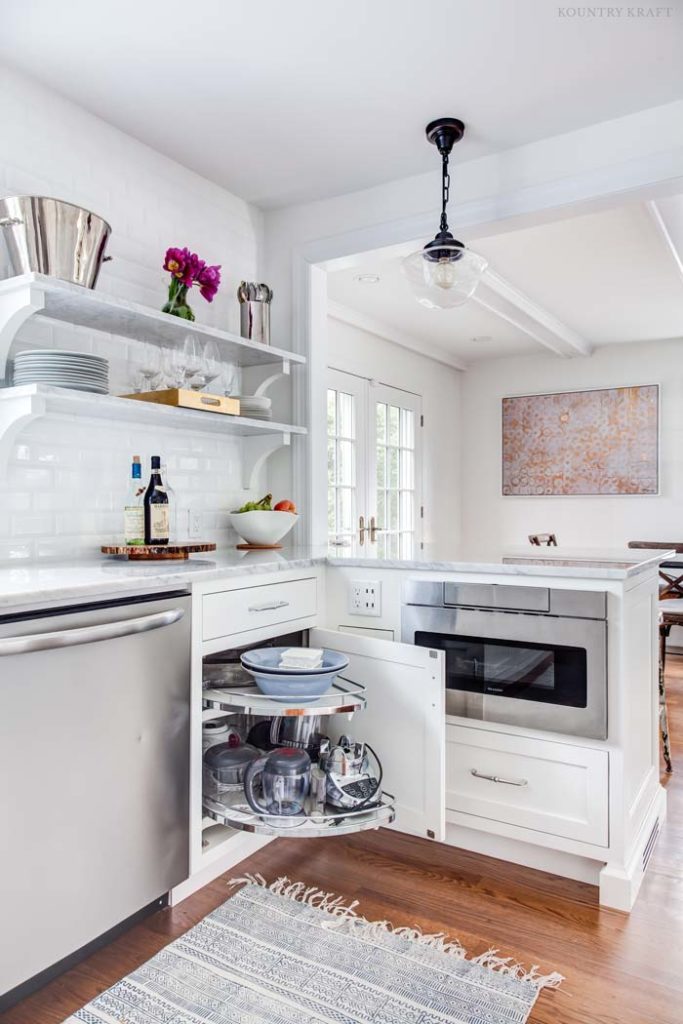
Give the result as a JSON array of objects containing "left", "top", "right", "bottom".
[
  {"left": 241, "top": 359, "right": 291, "bottom": 399},
  {"left": 241, "top": 432, "right": 291, "bottom": 490},
  {"left": 0, "top": 283, "right": 46, "bottom": 381},
  {"left": 0, "top": 388, "right": 46, "bottom": 465}
]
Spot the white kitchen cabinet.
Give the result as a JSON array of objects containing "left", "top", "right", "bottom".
[
  {"left": 445, "top": 723, "right": 609, "bottom": 847},
  {"left": 310, "top": 628, "right": 445, "bottom": 842}
]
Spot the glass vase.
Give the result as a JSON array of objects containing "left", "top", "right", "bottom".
[{"left": 163, "top": 279, "right": 195, "bottom": 321}]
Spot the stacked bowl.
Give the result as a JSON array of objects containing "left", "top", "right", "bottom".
[
  {"left": 240, "top": 647, "right": 349, "bottom": 702},
  {"left": 12, "top": 350, "right": 109, "bottom": 394}
]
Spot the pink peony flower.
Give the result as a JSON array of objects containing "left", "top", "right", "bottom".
[{"left": 198, "top": 264, "right": 221, "bottom": 302}]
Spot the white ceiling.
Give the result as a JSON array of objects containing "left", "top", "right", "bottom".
[
  {"left": 326, "top": 198, "right": 683, "bottom": 367},
  {"left": 1, "top": 0, "right": 682, "bottom": 208}
]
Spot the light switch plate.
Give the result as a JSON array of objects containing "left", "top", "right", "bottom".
[{"left": 349, "top": 580, "right": 381, "bottom": 616}]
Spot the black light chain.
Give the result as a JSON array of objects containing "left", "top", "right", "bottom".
[{"left": 440, "top": 149, "right": 451, "bottom": 234}]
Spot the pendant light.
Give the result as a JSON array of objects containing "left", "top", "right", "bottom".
[{"left": 402, "top": 118, "right": 488, "bottom": 310}]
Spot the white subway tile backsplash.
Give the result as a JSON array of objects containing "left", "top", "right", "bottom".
[{"left": 0, "top": 64, "right": 267, "bottom": 564}]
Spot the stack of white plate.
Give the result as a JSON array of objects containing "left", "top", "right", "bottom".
[
  {"left": 12, "top": 350, "right": 109, "bottom": 394},
  {"left": 236, "top": 395, "right": 272, "bottom": 421}
]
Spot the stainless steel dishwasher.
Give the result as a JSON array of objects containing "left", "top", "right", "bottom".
[{"left": 0, "top": 589, "right": 191, "bottom": 1003}]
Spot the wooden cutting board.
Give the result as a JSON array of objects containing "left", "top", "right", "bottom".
[{"left": 101, "top": 542, "right": 217, "bottom": 561}]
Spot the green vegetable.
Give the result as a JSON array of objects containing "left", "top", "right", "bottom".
[{"left": 233, "top": 493, "right": 273, "bottom": 513}]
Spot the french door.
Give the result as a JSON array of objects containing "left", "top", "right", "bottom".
[{"left": 327, "top": 368, "right": 422, "bottom": 556}]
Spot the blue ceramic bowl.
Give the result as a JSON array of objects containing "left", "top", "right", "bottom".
[{"left": 240, "top": 647, "right": 349, "bottom": 702}]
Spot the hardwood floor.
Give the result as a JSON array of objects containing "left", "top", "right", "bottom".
[{"left": 4, "top": 661, "right": 683, "bottom": 1024}]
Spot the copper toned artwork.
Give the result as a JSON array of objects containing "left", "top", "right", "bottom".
[{"left": 502, "top": 385, "right": 659, "bottom": 496}]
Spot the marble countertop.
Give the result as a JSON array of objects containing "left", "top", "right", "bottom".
[
  {"left": 327, "top": 546, "right": 675, "bottom": 581},
  {"left": 0, "top": 548, "right": 327, "bottom": 612},
  {"left": 0, "top": 545, "right": 672, "bottom": 613}
]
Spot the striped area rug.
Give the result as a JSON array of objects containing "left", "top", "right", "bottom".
[{"left": 65, "top": 875, "right": 563, "bottom": 1024}]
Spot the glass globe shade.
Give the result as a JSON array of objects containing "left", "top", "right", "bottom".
[{"left": 402, "top": 243, "right": 488, "bottom": 310}]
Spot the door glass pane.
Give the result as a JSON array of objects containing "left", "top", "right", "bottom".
[
  {"left": 374, "top": 392, "right": 418, "bottom": 559},
  {"left": 388, "top": 447, "right": 399, "bottom": 489},
  {"left": 376, "top": 444, "right": 385, "bottom": 487},
  {"left": 387, "top": 404, "right": 400, "bottom": 446},
  {"left": 327, "top": 386, "right": 358, "bottom": 546},
  {"left": 338, "top": 440, "right": 355, "bottom": 486},
  {"left": 338, "top": 391, "right": 355, "bottom": 439},
  {"left": 338, "top": 487, "right": 354, "bottom": 533},
  {"left": 376, "top": 402, "right": 386, "bottom": 443}
]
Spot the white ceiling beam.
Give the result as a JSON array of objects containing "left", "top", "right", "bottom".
[
  {"left": 327, "top": 301, "right": 468, "bottom": 372},
  {"left": 646, "top": 199, "right": 683, "bottom": 285},
  {"left": 473, "top": 269, "right": 593, "bottom": 359}
]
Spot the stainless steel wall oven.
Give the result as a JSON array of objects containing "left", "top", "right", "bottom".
[{"left": 401, "top": 581, "right": 607, "bottom": 740}]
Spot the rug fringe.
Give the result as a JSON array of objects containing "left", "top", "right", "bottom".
[{"left": 228, "top": 874, "right": 563, "bottom": 991}]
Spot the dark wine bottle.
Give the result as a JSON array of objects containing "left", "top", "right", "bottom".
[{"left": 144, "top": 456, "right": 170, "bottom": 545}]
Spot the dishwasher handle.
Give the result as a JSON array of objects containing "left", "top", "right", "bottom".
[{"left": 0, "top": 607, "right": 185, "bottom": 657}]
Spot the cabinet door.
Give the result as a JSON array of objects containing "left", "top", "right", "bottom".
[{"left": 310, "top": 628, "right": 445, "bottom": 841}]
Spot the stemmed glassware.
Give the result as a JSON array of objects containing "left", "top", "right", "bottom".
[{"left": 127, "top": 335, "right": 229, "bottom": 393}]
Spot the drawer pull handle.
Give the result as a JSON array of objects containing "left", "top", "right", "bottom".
[
  {"left": 248, "top": 600, "right": 290, "bottom": 613},
  {"left": 470, "top": 769, "right": 528, "bottom": 787}
]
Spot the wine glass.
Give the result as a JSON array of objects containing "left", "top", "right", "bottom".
[
  {"left": 220, "top": 362, "right": 238, "bottom": 397},
  {"left": 139, "top": 343, "right": 162, "bottom": 390},
  {"left": 200, "top": 340, "right": 221, "bottom": 391},
  {"left": 182, "top": 334, "right": 203, "bottom": 387}
]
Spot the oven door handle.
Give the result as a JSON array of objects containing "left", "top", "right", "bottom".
[{"left": 470, "top": 769, "right": 528, "bottom": 787}]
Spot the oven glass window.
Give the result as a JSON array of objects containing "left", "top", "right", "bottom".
[{"left": 415, "top": 631, "right": 587, "bottom": 708}]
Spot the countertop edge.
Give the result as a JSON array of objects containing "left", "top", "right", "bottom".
[{"left": 0, "top": 549, "right": 672, "bottom": 612}]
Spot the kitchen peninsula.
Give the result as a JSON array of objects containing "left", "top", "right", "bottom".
[{"left": 0, "top": 544, "right": 668, "bottom": 944}]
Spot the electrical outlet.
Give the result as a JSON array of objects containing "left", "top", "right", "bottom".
[
  {"left": 189, "top": 510, "right": 202, "bottom": 538},
  {"left": 349, "top": 580, "right": 381, "bottom": 616}
]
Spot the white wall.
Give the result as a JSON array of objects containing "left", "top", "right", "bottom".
[
  {"left": 263, "top": 98, "right": 683, "bottom": 548},
  {"left": 0, "top": 64, "right": 264, "bottom": 562},
  {"left": 459, "top": 339, "right": 683, "bottom": 552},
  {"left": 327, "top": 315, "right": 462, "bottom": 555}
]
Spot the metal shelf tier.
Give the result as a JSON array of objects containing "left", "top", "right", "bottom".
[
  {"left": 203, "top": 791, "right": 395, "bottom": 837},
  {"left": 202, "top": 676, "right": 366, "bottom": 717}
]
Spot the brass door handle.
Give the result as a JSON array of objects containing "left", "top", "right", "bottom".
[
  {"left": 370, "top": 517, "right": 385, "bottom": 543},
  {"left": 358, "top": 515, "right": 366, "bottom": 546}
]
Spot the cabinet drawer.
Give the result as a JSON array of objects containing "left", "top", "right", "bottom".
[
  {"left": 446, "top": 724, "right": 608, "bottom": 847},
  {"left": 202, "top": 578, "right": 317, "bottom": 641}
]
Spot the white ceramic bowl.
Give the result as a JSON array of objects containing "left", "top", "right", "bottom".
[{"left": 229, "top": 510, "right": 298, "bottom": 546}]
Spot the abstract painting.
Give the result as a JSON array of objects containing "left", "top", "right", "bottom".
[{"left": 502, "top": 385, "right": 659, "bottom": 496}]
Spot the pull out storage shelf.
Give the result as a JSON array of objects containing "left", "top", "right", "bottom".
[
  {"left": 202, "top": 676, "right": 366, "bottom": 717},
  {"left": 203, "top": 790, "right": 395, "bottom": 837}
]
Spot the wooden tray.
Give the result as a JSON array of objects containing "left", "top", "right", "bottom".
[
  {"left": 122, "top": 388, "right": 240, "bottom": 416},
  {"left": 101, "top": 542, "right": 217, "bottom": 561}
]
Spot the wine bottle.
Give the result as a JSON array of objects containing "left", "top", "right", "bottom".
[
  {"left": 124, "top": 455, "right": 144, "bottom": 545},
  {"left": 144, "top": 456, "right": 170, "bottom": 545}
]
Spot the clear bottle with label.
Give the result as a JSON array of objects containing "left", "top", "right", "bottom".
[
  {"left": 123, "top": 455, "right": 145, "bottom": 545},
  {"left": 160, "top": 461, "right": 177, "bottom": 542},
  {"left": 144, "top": 456, "right": 170, "bottom": 545}
]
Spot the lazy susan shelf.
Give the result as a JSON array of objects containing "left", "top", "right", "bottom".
[
  {"left": 203, "top": 791, "right": 395, "bottom": 838},
  {"left": 202, "top": 676, "right": 367, "bottom": 717}
]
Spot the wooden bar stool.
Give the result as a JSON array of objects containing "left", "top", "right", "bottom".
[
  {"left": 657, "top": 600, "right": 681, "bottom": 773},
  {"left": 628, "top": 541, "right": 683, "bottom": 598}
]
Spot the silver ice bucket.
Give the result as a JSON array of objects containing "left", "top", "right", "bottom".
[{"left": 0, "top": 196, "right": 112, "bottom": 289}]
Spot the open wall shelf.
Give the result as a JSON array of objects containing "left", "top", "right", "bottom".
[
  {"left": 0, "top": 273, "right": 306, "bottom": 379},
  {"left": 0, "top": 384, "right": 307, "bottom": 488}
]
